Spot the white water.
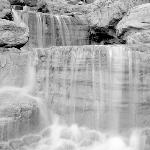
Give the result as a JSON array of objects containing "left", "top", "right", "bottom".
[{"left": 16, "top": 117, "right": 144, "bottom": 150}]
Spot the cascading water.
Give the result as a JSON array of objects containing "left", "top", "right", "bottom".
[
  {"left": 17, "top": 11, "right": 89, "bottom": 48},
  {"left": 1, "top": 7, "right": 150, "bottom": 150},
  {"left": 0, "top": 44, "right": 150, "bottom": 149},
  {"left": 0, "top": 49, "right": 49, "bottom": 142},
  {"left": 10, "top": 45, "right": 148, "bottom": 150}
]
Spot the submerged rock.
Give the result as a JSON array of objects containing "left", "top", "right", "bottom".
[
  {"left": 0, "top": 0, "right": 12, "bottom": 20},
  {"left": 0, "top": 142, "right": 11, "bottom": 150},
  {"left": 22, "top": 134, "right": 41, "bottom": 145},
  {"left": 0, "top": 18, "right": 29, "bottom": 48},
  {"left": 117, "top": 3, "right": 150, "bottom": 44}
]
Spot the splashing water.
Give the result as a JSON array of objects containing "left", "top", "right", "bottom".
[{"left": 10, "top": 117, "right": 143, "bottom": 150}]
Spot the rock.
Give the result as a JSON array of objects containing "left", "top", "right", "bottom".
[
  {"left": 0, "top": 0, "right": 12, "bottom": 20},
  {"left": 0, "top": 18, "right": 29, "bottom": 48},
  {"left": 87, "top": 0, "right": 150, "bottom": 27},
  {"left": 37, "top": 0, "right": 49, "bottom": 13},
  {"left": 85, "top": 0, "right": 95, "bottom": 4},
  {"left": 9, "top": 0, "right": 38, "bottom": 7},
  {"left": 40, "top": 127, "right": 51, "bottom": 138},
  {"left": 0, "top": 89, "right": 40, "bottom": 141},
  {"left": 117, "top": 3, "right": 150, "bottom": 44},
  {"left": 86, "top": 0, "right": 150, "bottom": 44}
]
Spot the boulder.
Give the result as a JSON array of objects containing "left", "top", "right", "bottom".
[
  {"left": 87, "top": 0, "right": 150, "bottom": 27},
  {"left": 0, "top": 0, "right": 12, "bottom": 20},
  {"left": 117, "top": 3, "right": 150, "bottom": 44},
  {"left": 0, "top": 88, "right": 40, "bottom": 141},
  {"left": 0, "top": 18, "right": 29, "bottom": 48}
]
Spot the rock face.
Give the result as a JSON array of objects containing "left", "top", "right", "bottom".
[
  {"left": 117, "top": 3, "right": 150, "bottom": 44},
  {"left": 0, "top": 0, "right": 11, "bottom": 20},
  {"left": 0, "top": 18, "right": 29, "bottom": 48}
]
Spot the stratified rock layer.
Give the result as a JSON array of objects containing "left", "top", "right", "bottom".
[{"left": 117, "top": 3, "right": 150, "bottom": 44}]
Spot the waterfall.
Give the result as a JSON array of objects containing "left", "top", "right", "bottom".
[
  {"left": 1, "top": 6, "right": 150, "bottom": 149},
  {"left": 33, "top": 45, "right": 150, "bottom": 133},
  {"left": 0, "top": 44, "right": 149, "bottom": 149},
  {"left": 17, "top": 11, "right": 89, "bottom": 48},
  {"left": 0, "top": 50, "right": 49, "bottom": 141},
  {"left": 36, "top": 12, "right": 44, "bottom": 48}
]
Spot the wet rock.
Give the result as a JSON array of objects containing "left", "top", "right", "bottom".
[
  {"left": 55, "top": 141, "right": 76, "bottom": 150},
  {"left": 9, "top": 139, "right": 25, "bottom": 150},
  {"left": 41, "top": 127, "right": 51, "bottom": 138},
  {"left": 0, "top": 18, "right": 29, "bottom": 48},
  {"left": 0, "top": 142, "right": 11, "bottom": 150},
  {"left": 37, "top": 0, "right": 49, "bottom": 13},
  {"left": 80, "top": 130, "right": 100, "bottom": 147},
  {"left": 22, "top": 134, "right": 41, "bottom": 145},
  {"left": 0, "top": 0, "right": 11, "bottom": 20},
  {"left": 0, "top": 90, "right": 40, "bottom": 141},
  {"left": 117, "top": 3, "right": 150, "bottom": 44}
]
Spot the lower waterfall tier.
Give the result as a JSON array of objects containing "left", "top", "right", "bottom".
[{"left": 0, "top": 45, "right": 150, "bottom": 150}]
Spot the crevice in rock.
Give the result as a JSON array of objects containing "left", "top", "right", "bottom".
[{"left": 89, "top": 14, "right": 126, "bottom": 45}]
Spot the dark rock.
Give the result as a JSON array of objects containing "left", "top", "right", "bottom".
[
  {"left": 89, "top": 18, "right": 126, "bottom": 44},
  {"left": 9, "top": 0, "right": 38, "bottom": 7},
  {"left": 37, "top": 0, "right": 49, "bottom": 13}
]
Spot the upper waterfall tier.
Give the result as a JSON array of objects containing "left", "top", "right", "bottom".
[{"left": 17, "top": 11, "right": 89, "bottom": 48}]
